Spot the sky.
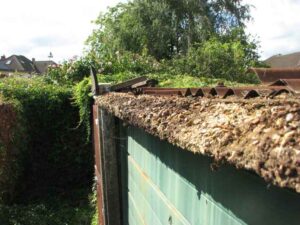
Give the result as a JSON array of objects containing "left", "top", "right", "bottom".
[
  {"left": 244, "top": 0, "right": 300, "bottom": 59},
  {"left": 0, "top": 0, "right": 125, "bottom": 62},
  {"left": 0, "top": 0, "right": 299, "bottom": 62}
]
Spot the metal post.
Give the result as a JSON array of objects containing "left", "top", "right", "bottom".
[{"left": 93, "top": 105, "right": 106, "bottom": 225}]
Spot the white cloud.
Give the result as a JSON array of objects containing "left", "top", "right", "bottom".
[
  {"left": 0, "top": 0, "right": 125, "bottom": 62},
  {"left": 244, "top": 0, "right": 300, "bottom": 59}
]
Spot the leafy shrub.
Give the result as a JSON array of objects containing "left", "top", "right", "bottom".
[
  {"left": 93, "top": 72, "right": 249, "bottom": 87},
  {"left": 149, "top": 73, "right": 252, "bottom": 87},
  {"left": 86, "top": 50, "right": 162, "bottom": 75},
  {"left": 0, "top": 78, "right": 94, "bottom": 202},
  {"left": 0, "top": 187, "right": 96, "bottom": 225},
  {"left": 0, "top": 100, "right": 25, "bottom": 204},
  {"left": 85, "top": 36, "right": 261, "bottom": 84},
  {"left": 86, "top": 1, "right": 261, "bottom": 83},
  {"left": 46, "top": 58, "right": 91, "bottom": 85},
  {"left": 73, "top": 78, "right": 93, "bottom": 142},
  {"left": 97, "top": 71, "right": 140, "bottom": 83},
  {"left": 166, "top": 33, "right": 261, "bottom": 83}
]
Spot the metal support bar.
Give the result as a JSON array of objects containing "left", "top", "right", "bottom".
[
  {"left": 93, "top": 106, "right": 106, "bottom": 225},
  {"left": 110, "top": 76, "right": 148, "bottom": 92}
]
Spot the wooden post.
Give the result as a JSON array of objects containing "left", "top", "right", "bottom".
[
  {"left": 92, "top": 67, "right": 121, "bottom": 225},
  {"left": 99, "top": 108, "right": 122, "bottom": 225},
  {"left": 91, "top": 67, "right": 99, "bottom": 96}
]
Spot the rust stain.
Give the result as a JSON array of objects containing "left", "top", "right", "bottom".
[
  {"left": 139, "top": 85, "right": 295, "bottom": 99},
  {"left": 249, "top": 67, "right": 300, "bottom": 84},
  {"left": 93, "top": 105, "right": 106, "bottom": 225}
]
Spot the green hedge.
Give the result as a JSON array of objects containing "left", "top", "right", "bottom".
[
  {"left": 0, "top": 99, "right": 25, "bottom": 204},
  {"left": 0, "top": 78, "right": 94, "bottom": 203}
]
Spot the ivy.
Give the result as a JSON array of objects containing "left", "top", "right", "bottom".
[{"left": 73, "top": 77, "right": 93, "bottom": 142}]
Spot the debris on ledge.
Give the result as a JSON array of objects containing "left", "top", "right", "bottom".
[{"left": 96, "top": 92, "right": 300, "bottom": 193}]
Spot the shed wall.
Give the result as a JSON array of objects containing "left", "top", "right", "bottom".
[{"left": 118, "top": 124, "right": 300, "bottom": 225}]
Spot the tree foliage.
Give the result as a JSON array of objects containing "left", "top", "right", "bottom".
[
  {"left": 85, "top": 0, "right": 262, "bottom": 83},
  {"left": 45, "top": 57, "right": 91, "bottom": 85},
  {"left": 167, "top": 28, "right": 260, "bottom": 82},
  {"left": 87, "top": 0, "right": 251, "bottom": 60}
]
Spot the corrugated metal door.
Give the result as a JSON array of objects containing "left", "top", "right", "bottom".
[{"left": 119, "top": 125, "right": 300, "bottom": 225}]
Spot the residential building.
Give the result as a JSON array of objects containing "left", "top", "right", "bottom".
[
  {"left": 33, "top": 59, "right": 57, "bottom": 74},
  {"left": 265, "top": 51, "right": 300, "bottom": 68},
  {"left": 0, "top": 55, "right": 57, "bottom": 75}
]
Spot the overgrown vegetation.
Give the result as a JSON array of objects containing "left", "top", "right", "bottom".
[
  {"left": 0, "top": 188, "right": 97, "bottom": 225},
  {"left": 45, "top": 58, "right": 91, "bottom": 85},
  {"left": 0, "top": 99, "right": 25, "bottom": 205},
  {"left": 0, "top": 78, "right": 93, "bottom": 194},
  {"left": 0, "top": 0, "right": 266, "bottom": 224},
  {"left": 0, "top": 78, "right": 95, "bottom": 224},
  {"left": 73, "top": 77, "right": 93, "bottom": 141},
  {"left": 87, "top": 0, "right": 251, "bottom": 60},
  {"left": 85, "top": 0, "right": 262, "bottom": 83}
]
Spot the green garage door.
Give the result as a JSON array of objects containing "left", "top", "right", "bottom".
[{"left": 119, "top": 125, "right": 300, "bottom": 225}]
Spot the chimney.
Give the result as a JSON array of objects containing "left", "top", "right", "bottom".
[
  {"left": 1, "top": 55, "right": 5, "bottom": 60},
  {"left": 32, "top": 58, "right": 36, "bottom": 63}
]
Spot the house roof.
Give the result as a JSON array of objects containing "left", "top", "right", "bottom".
[
  {"left": 94, "top": 74, "right": 300, "bottom": 193},
  {"left": 17, "top": 55, "right": 36, "bottom": 73},
  {"left": 0, "top": 55, "right": 36, "bottom": 73},
  {"left": 265, "top": 52, "right": 300, "bottom": 68},
  {"left": 0, "top": 61, "right": 9, "bottom": 71},
  {"left": 34, "top": 60, "right": 57, "bottom": 74}
]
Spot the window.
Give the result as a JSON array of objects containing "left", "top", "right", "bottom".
[{"left": 6, "top": 60, "right": 11, "bottom": 65}]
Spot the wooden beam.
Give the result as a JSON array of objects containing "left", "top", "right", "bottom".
[
  {"left": 91, "top": 67, "right": 100, "bottom": 96},
  {"left": 98, "top": 108, "right": 122, "bottom": 225}
]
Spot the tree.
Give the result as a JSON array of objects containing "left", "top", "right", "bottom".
[
  {"left": 85, "top": 0, "right": 262, "bottom": 83},
  {"left": 87, "top": 0, "right": 251, "bottom": 60}
]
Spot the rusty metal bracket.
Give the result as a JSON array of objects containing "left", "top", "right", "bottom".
[{"left": 110, "top": 76, "right": 158, "bottom": 92}]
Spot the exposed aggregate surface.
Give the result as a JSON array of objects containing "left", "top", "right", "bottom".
[{"left": 97, "top": 92, "right": 300, "bottom": 193}]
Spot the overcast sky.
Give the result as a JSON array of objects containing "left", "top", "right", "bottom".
[{"left": 0, "top": 0, "right": 299, "bottom": 62}]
